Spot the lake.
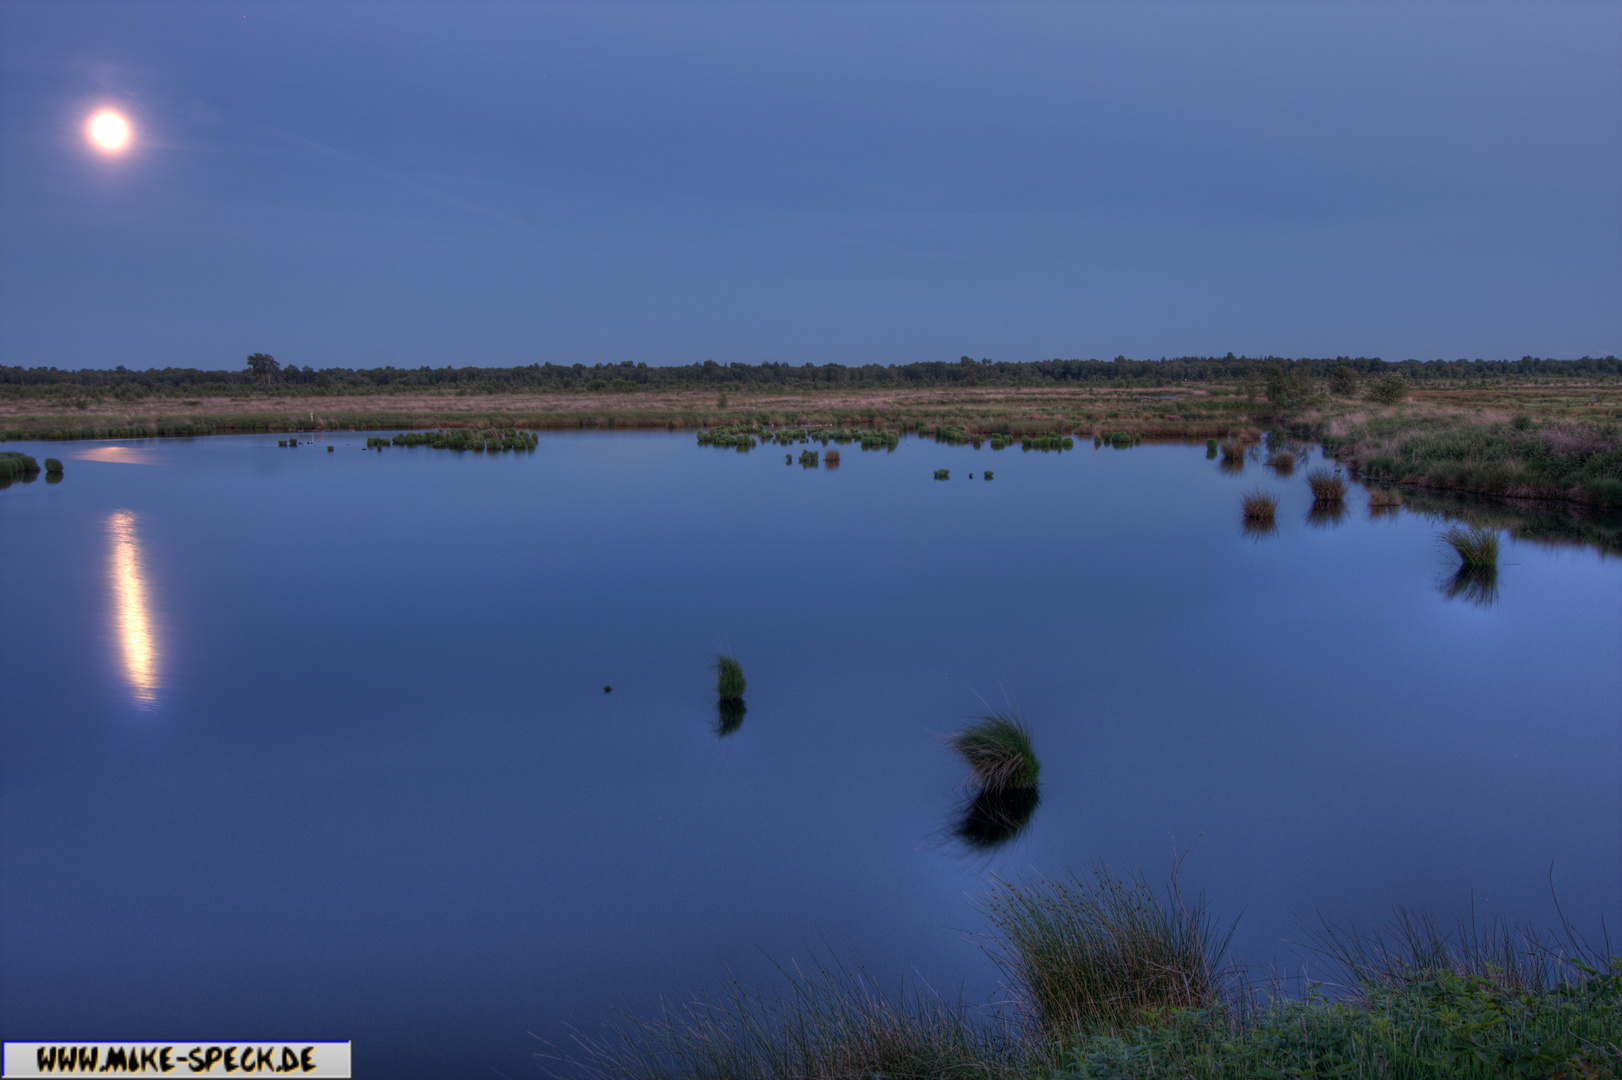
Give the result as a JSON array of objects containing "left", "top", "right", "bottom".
[{"left": 2, "top": 430, "right": 1617, "bottom": 1079}]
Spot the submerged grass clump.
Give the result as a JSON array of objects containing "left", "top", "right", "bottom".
[
  {"left": 934, "top": 468, "right": 950, "bottom": 480},
  {"left": 714, "top": 655, "right": 746, "bottom": 701},
  {"left": 1241, "top": 490, "right": 1277, "bottom": 520},
  {"left": 1441, "top": 524, "right": 1499, "bottom": 568},
  {"left": 1307, "top": 468, "right": 1346, "bottom": 503},
  {"left": 948, "top": 712, "right": 1040, "bottom": 792},
  {"left": 1219, "top": 440, "right": 1245, "bottom": 464}
]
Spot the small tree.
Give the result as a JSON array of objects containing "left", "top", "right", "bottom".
[
  {"left": 1367, "top": 373, "right": 1409, "bottom": 405},
  {"left": 245, "top": 353, "right": 280, "bottom": 385},
  {"left": 1330, "top": 366, "right": 1359, "bottom": 396}
]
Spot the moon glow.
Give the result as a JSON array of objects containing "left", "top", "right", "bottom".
[{"left": 87, "top": 110, "right": 132, "bottom": 152}]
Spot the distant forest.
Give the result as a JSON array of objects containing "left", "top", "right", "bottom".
[{"left": 2, "top": 354, "right": 1618, "bottom": 398}]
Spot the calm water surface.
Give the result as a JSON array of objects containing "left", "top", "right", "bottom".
[{"left": 2, "top": 432, "right": 1618, "bottom": 1079}]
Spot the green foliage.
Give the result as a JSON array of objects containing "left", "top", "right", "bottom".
[
  {"left": 1265, "top": 363, "right": 1317, "bottom": 407},
  {"left": 1206, "top": 438, "right": 1218, "bottom": 459},
  {"left": 799, "top": 449, "right": 819, "bottom": 467},
  {"left": 934, "top": 468, "right": 950, "bottom": 480},
  {"left": 1219, "top": 440, "right": 1245, "bottom": 463},
  {"left": 1331, "top": 365, "right": 1361, "bottom": 395},
  {"left": 0, "top": 451, "right": 40, "bottom": 483},
  {"left": 43, "top": 457, "right": 62, "bottom": 473},
  {"left": 983, "top": 470, "right": 993, "bottom": 480},
  {"left": 1023, "top": 434, "right": 1074, "bottom": 452},
  {"left": 1368, "top": 373, "right": 1411, "bottom": 404},
  {"left": 243, "top": 352, "right": 279, "bottom": 384},
  {"left": 947, "top": 713, "right": 1039, "bottom": 792},
  {"left": 714, "top": 655, "right": 746, "bottom": 702}
]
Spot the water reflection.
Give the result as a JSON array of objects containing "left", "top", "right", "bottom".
[
  {"left": 1306, "top": 504, "right": 1347, "bottom": 529},
  {"left": 954, "top": 784, "right": 1041, "bottom": 850},
  {"left": 715, "top": 698, "right": 746, "bottom": 737},
  {"left": 1442, "top": 566, "right": 1499, "bottom": 607},
  {"left": 108, "top": 511, "right": 159, "bottom": 704}
]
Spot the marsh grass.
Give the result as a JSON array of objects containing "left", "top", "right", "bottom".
[
  {"left": 934, "top": 468, "right": 950, "bottom": 480},
  {"left": 43, "top": 457, "right": 62, "bottom": 473},
  {"left": 1441, "top": 524, "right": 1499, "bottom": 568},
  {"left": 1443, "top": 566, "right": 1500, "bottom": 606},
  {"left": 714, "top": 655, "right": 747, "bottom": 701},
  {"left": 823, "top": 449, "right": 839, "bottom": 466},
  {"left": 1241, "top": 491, "right": 1277, "bottom": 521},
  {"left": 1306, "top": 468, "right": 1346, "bottom": 503},
  {"left": 0, "top": 451, "right": 39, "bottom": 486},
  {"left": 1219, "top": 440, "right": 1245, "bottom": 464},
  {"left": 979, "top": 867, "right": 1233, "bottom": 1039},
  {"left": 560, "top": 953, "right": 1029, "bottom": 1080},
  {"left": 1206, "top": 438, "right": 1218, "bottom": 459},
  {"left": 948, "top": 713, "right": 1040, "bottom": 792},
  {"left": 1306, "top": 503, "right": 1347, "bottom": 529}
]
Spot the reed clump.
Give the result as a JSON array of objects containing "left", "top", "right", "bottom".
[
  {"left": 1306, "top": 468, "right": 1345, "bottom": 503},
  {"left": 1241, "top": 490, "right": 1277, "bottom": 521},
  {"left": 1219, "top": 440, "right": 1245, "bottom": 463},
  {"left": 823, "top": 449, "right": 839, "bottom": 465},
  {"left": 934, "top": 468, "right": 950, "bottom": 480},
  {"left": 948, "top": 713, "right": 1040, "bottom": 792},
  {"left": 979, "top": 867, "right": 1231, "bottom": 1039},
  {"left": 1441, "top": 524, "right": 1499, "bottom": 568},
  {"left": 1205, "top": 438, "right": 1218, "bottom": 459},
  {"left": 714, "top": 655, "right": 746, "bottom": 701},
  {"left": 44, "top": 457, "right": 63, "bottom": 474},
  {"left": 799, "top": 449, "right": 818, "bottom": 468}
]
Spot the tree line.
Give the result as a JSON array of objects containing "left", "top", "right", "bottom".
[{"left": 1, "top": 353, "right": 1617, "bottom": 398}]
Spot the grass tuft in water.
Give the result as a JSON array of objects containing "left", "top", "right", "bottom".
[
  {"left": 1441, "top": 524, "right": 1499, "bottom": 568},
  {"left": 934, "top": 468, "right": 950, "bottom": 480},
  {"left": 715, "top": 698, "right": 746, "bottom": 737},
  {"left": 1307, "top": 468, "right": 1346, "bottom": 503},
  {"left": 1367, "top": 485, "right": 1403, "bottom": 513},
  {"left": 1241, "top": 491, "right": 1277, "bottom": 520},
  {"left": 948, "top": 713, "right": 1040, "bottom": 792},
  {"left": 979, "top": 866, "right": 1232, "bottom": 1039},
  {"left": 714, "top": 655, "right": 746, "bottom": 701},
  {"left": 44, "top": 457, "right": 63, "bottom": 474},
  {"left": 1219, "top": 440, "right": 1245, "bottom": 464}
]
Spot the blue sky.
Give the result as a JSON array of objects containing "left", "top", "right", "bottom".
[{"left": 1, "top": 1, "right": 1617, "bottom": 370}]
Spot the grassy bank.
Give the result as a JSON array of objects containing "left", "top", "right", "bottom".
[
  {"left": 560, "top": 869, "right": 1620, "bottom": 1080},
  {"left": 5, "top": 367, "right": 1621, "bottom": 512}
]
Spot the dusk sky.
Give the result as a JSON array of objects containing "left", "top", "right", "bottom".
[{"left": 2, "top": 1, "right": 1617, "bottom": 371}]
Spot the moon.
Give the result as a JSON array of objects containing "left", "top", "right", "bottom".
[{"left": 87, "top": 110, "right": 132, "bottom": 153}]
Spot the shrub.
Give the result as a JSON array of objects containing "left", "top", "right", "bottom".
[
  {"left": 44, "top": 458, "right": 63, "bottom": 473},
  {"left": 1330, "top": 365, "right": 1359, "bottom": 395},
  {"left": 934, "top": 469, "right": 950, "bottom": 480},
  {"left": 1367, "top": 373, "right": 1409, "bottom": 404}
]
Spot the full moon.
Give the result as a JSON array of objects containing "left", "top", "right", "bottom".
[{"left": 87, "top": 110, "right": 131, "bottom": 152}]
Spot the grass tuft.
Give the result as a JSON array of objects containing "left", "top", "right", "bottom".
[
  {"left": 714, "top": 655, "right": 746, "bottom": 701},
  {"left": 1366, "top": 485, "right": 1402, "bottom": 512},
  {"left": 1240, "top": 490, "right": 1277, "bottom": 520},
  {"left": 1441, "top": 524, "right": 1499, "bottom": 568},
  {"left": 948, "top": 712, "right": 1040, "bottom": 792},
  {"left": 979, "top": 866, "right": 1232, "bottom": 1039},
  {"left": 1306, "top": 468, "right": 1345, "bottom": 503}
]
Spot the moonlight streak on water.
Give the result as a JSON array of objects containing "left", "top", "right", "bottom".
[{"left": 108, "top": 511, "right": 158, "bottom": 704}]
